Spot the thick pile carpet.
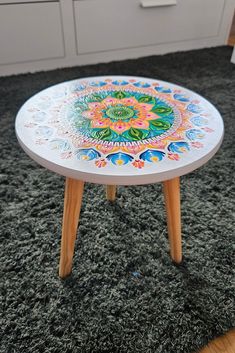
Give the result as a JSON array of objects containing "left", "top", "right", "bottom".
[{"left": 0, "top": 46, "right": 234, "bottom": 353}]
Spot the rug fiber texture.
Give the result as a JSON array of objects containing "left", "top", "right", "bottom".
[{"left": 0, "top": 46, "right": 234, "bottom": 353}]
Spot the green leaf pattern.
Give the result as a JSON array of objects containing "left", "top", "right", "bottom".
[{"left": 71, "top": 89, "right": 175, "bottom": 142}]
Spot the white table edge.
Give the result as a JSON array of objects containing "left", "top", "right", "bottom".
[{"left": 16, "top": 130, "right": 224, "bottom": 185}]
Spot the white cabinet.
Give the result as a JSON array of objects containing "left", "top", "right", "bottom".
[
  {"left": 0, "top": 1, "right": 64, "bottom": 65},
  {"left": 74, "top": 0, "right": 225, "bottom": 54},
  {"left": 0, "top": 0, "right": 234, "bottom": 76}
]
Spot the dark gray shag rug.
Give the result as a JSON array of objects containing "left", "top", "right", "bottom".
[{"left": 0, "top": 46, "right": 234, "bottom": 353}]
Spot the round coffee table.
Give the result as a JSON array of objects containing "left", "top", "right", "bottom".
[{"left": 15, "top": 76, "right": 224, "bottom": 278}]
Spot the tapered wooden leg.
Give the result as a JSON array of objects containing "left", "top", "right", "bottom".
[
  {"left": 59, "top": 178, "right": 84, "bottom": 278},
  {"left": 163, "top": 177, "right": 182, "bottom": 264},
  {"left": 106, "top": 185, "right": 116, "bottom": 202}
]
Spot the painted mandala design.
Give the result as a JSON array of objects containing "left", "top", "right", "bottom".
[
  {"left": 69, "top": 90, "right": 179, "bottom": 144},
  {"left": 24, "top": 78, "right": 214, "bottom": 169}
]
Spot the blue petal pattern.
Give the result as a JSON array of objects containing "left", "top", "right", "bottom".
[
  {"left": 186, "top": 129, "right": 205, "bottom": 141},
  {"left": 73, "top": 84, "right": 86, "bottom": 91},
  {"left": 112, "top": 80, "right": 129, "bottom": 86},
  {"left": 154, "top": 86, "right": 172, "bottom": 93},
  {"left": 35, "top": 126, "right": 53, "bottom": 138},
  {"left": 190, "top": 116, "right": 208, "bottom": 126},
  {"left": 139, "top": 150, "right": 165, "bottom": 162},
  {"left": 187, "top": 103, "right": 202, "bottom": 114},
  {"left": 173, "top": 94, "right": 189, "bottom": 102},
  {"left": 89, "top": 81, "right": 107, "bottom": 87},
  {"left": 133, "top": 82, "right": 151, "bottom": 88},
  {"left": 49, "top": 139, "right": 70, "bottom": 151},
  {"left": 76, "top": 148, "right": 101, "bottom": 161},
  {"left": 106, "top": 152, "right": 133, "bottom": 166},
  {"left": 168, "top": 142, "right": 190, "bottom": 153}
]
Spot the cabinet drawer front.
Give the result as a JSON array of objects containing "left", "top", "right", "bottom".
[
  {"left": 0, "top": 2, "right": 64, "bottom": 65},
  {"left": 74, "top": 0, "right": 224, "bottom": 54}
]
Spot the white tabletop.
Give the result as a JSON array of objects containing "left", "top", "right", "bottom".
[{"left": 15, "top": 76, "right": 224, "bottom": 185}]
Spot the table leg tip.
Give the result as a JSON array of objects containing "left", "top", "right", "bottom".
[
  {"left": 171, "top": 255, "right": 184, "bottom": 266},
  {"left": 59, "top": 268, "right": 72, "bottom": 279}
]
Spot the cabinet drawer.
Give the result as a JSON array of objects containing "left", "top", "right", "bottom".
[
  {"left": 74, "top": 0, "right": 224, "bottom": 54},
  {"left": 0, "top": 2, "right": 64, "bottom": 65}
]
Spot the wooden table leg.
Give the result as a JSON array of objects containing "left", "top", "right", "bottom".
[
  {"left": 59, "top": 177, "right": 84, "bottom": 278},
  {"left": 163, "top": 177, "right": 182, "bottom": 264},
  {"left": 106, "top": 185, "right": 116, "bottom": 202}
]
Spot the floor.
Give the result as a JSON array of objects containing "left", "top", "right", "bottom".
[{"left": 1, "top": 46, "right": 234, "bottom": 353}]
